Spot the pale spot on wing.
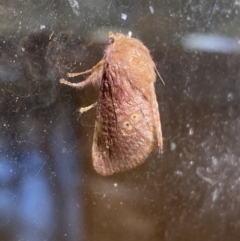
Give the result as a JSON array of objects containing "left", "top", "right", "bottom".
[
  {"left": 131, "top": 112, "right": 140, "bottom": 122},
  {"left": 123, "top": 121, "right": 133, "bottom": 130}
]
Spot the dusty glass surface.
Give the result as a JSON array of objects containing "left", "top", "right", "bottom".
[{"left": 0, "top": 0, "right": 240, "bottom": 240}]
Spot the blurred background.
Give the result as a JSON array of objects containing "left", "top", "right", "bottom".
[{"left": 1, "top": 0, "right": 240, "bottom": 240}]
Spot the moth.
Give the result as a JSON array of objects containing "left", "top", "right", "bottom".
[{"left": 60, "top": 32, "right": 163, "bottom": 176}]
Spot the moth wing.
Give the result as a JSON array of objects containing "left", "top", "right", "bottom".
[
  {"left": 92, "top": 80, "right": 162, "bottom": 176},
  {"left": 151, "top": 83, "right": 163, "bottom": 151}
]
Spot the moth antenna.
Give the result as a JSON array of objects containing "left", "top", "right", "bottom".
[
  {"left": 79, "top": 102, "right": 97, "bottom": 114},
  {"left": 155, "top": 67, "right": 165, "bottom": 86},
  {"left": 49, "top": 31, "right": 55, "bottom": 40},
  {"left": 87, "top": 40, "right": 94, "bottom": 47}
]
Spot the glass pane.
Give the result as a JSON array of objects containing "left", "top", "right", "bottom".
[{"left": 0, "top": 0, "right": 239, "bottom": 240}]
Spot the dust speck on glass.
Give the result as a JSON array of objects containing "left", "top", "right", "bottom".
[{"left": 0, "top": 0, "right": 240, "bottom": 240}]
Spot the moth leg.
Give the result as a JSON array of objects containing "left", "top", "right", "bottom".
[
  {"left": 67, "top": 69, "right": 92, "bottom": 78},
  {"left": 60, "top": 60, "right": 105, "bottom": 89},
  {"left": 79, "top": 102, "right": 97, "bottom": 114},
  {"left": 67, "top": 59, "right": 106, "bottom": 78},
  {"left": 59, "top": 77, "right": 92, "bottom": 88}
]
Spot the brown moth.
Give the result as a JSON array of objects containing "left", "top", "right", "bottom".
[{"left": 60, "top": 32, "right": 163, "bottom": 176}]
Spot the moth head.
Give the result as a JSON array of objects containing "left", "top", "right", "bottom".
[
  {"left": 108, "top": 31, "right": 115, "bottom": 44},
  {"left": 108, "top": 31, "right": 131, "bottom": 45}
]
